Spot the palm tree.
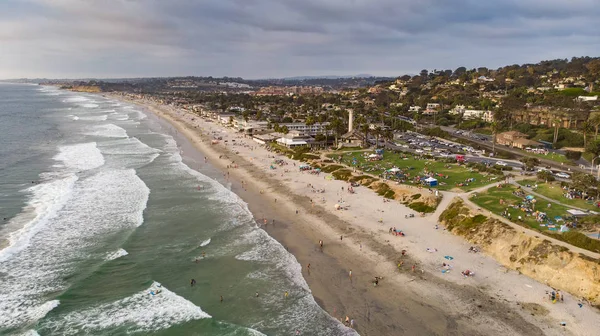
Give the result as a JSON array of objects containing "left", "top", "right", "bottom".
[
  {"left": 374, "top": 126, "right": 382, "bottom": 148},
  {"left": 591, "top": 114, "right": 600, "bottom": 139},
  {"left": 582, "top": 121, "right": 594, "bottom": 148},
  {"left": 552, "top": 114, "right": 563, "bottom": 148},
  {"left": 359, "top": 123, "right": 370, "bottom": 148},
  {"left": 490, "top": 121, "right": 500, "bottom": 155}
]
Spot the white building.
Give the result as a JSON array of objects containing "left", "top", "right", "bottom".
[
  {"left": 576, "top": 96, "right": 598, "bottom": 102},
  {"left": 449, "top": 105, "right": 494, "bottom": 122},
  {"left": 408, "top": 106, "right": 422, "bottom": 113},
  {"left": 278, "top": 122, "right": 330, "bottom": 135}
]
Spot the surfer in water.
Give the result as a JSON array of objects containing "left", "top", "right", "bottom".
[{"left": 191, "top": 279, "right": 196, "bottom": 287}]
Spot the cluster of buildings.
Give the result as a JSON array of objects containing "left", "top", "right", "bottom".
[{"left": 251, "top": 86, "right": 324, "bottom": 96}]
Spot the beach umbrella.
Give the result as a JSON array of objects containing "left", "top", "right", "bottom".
[{"left": 334, "top": 204, "right": 340, "bottom": 209}]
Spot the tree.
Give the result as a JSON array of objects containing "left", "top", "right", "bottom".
[
  {"left": 586, "top": 139, "right": 600, "bottom": 157},
  {"left": 374, "top": 126, "right": 382, "bottom": 147},
  {"left": 490, "top": 121, "right": 501, "bottom": 155},
  {"left": 536, "top": 170, "right": 555, "bottom": 182},
  {"left": 454, "top": 66, "right": 467, "bottom": 76},
  {"left": 591, "top": 114, "right": 600, "bottom": 139},
  {"left": 581, "top": 121, "right": 594, "bottom": 148},
  {"left": 571, "top": 172, "right": 599, "bottom": 196},
  {"left": 585, "top": 59, "right": 600, "bottom": 92},
  {"left": 552, "top": 115, "right": 563, "bottom": 148},
  {"left": 281, "top": 126, "right": 289, "bottom": 135},
  {"left": 520, "top": 157, "right": 540, "bottom": 171}
]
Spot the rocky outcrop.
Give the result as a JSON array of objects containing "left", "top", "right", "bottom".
[{"left": 440, "top": 198, "right": 600, "bottom": 305}]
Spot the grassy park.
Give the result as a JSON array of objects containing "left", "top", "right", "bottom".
[
  {"left": 516, "top": 179, "right": 600, "bottom": 211},
  {"left": 327, "top": 150, "right": 501, "bottom": 192},
  {"left": 470, "top": 184, "right": 570, "bottom": 231}
]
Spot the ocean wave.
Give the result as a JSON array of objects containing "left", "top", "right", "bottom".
[
  {"left": 0, "top": 169, "right": 150, "bottom": 330},
  {"left": 39, "top": 282, "right": 210, "bottom": 335},
  {"left": 78, "top": 115, "right": 108, "bottom": 121},
  {"left": 53, "top": 142, "right": 105, "bottom": 171},
  {"left": 84, "top": 124, "right": 128, "bottom": 138},
  {"left": 200, "top": 238, "right": 211, "bottom": 247},
  {"left": 79, "top": 103, "right": 99, "bottom": 108},
  {"left": 0, "top": 175, "right": 78, "bottom": 263},
  {"left": 64, "top": 96, "right": 89, "bottom": 103},
  {"left": 105, "top": 248, "right": 128, "bottom": 261}
]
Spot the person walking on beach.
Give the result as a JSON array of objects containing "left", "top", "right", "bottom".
[
  {"left": 307, "top": 263, "right": 311, "bottom": 274},
  {"left": 348, "top": 270, "right": 352, "bottom": 279},
  {"left": 319, "top": 240, "right": 323, "bottom": 251}
]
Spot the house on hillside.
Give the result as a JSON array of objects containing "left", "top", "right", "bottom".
[{"left": 423, "top": 103, "right": 441, "bottom": 115}]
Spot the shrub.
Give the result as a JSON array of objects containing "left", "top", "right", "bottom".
[
  {"left": 321, "top": 165, "right": 343, "bottom": 173},
  {"left": 408, "top": 202, "right": 435, "bottom": 213},
  {"left": 411, "top": 193, "right": 422, "bottom": 200},
  {"left": 565, "top": 150, "right": 582, "bottom": 161},
  {"left": 547, "top": 231, "right": 600, "bottom": 253},
  {"left": 332, "top": 169, "right": 352, "bottom": 181}
]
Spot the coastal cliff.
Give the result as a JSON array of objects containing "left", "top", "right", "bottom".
[
  {"left": 61, "top": 85, "right": 101, "bottom": 93},
  {"left": 440, "top": 198, "right": 600, "bottom": 306}
]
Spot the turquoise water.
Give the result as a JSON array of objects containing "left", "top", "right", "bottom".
[{"left": 0, "top": 84, "right": 355, "bottom": 336}]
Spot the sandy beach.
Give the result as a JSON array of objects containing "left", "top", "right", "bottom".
[{"left": 117, "top": 95, "right": 600, "bottom": 336}]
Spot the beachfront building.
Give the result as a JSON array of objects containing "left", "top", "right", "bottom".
[
  {"left": 278, "top": 122, "right": 330, "bottom": 136},
  {"left": 233, "top": 120, "right": 269, "bottom": 135},
  {"left": 252, "top": 133, "right": 280, "bottom": 145},
  {"left": 276, "top": 132, "right": 313, "bottom": 148}
]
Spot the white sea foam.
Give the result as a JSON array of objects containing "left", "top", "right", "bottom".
[
  {"left": 64, "top": 96, "right": 89, "bottom": 103},
  {"left": 53, "top": 142, "right": 105, "bottom": 171},
  {"left": 105, "top": 248, "right": 128, "bottom": 261},
  {"left": 71, "top": 115, "right": 80, "bottom": 121},
  {"left": 0, "top": 169, "right": 150, "bottom": 330},
  {"left": 200, "top": 238, "right": 211, "bottom": 247},
  {"left": 80, "top": 103, "right": 99, "bottom": 108},
  {"left": 0, "top": 176, "right": 78, "bottom": 263},
  {"left": 18, "top": 330, "right": 42, "bottom": 336},
  {"left": 84, "top": 124, "right": 128, "bottom": 138},
  {"left": 78, "top": 115, "right": 108, "bottom": 121},
  {"left": 41, "top": 282, "right": 210, "bottom": 335}
]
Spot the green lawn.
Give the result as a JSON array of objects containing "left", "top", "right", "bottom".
[
  {"left": 470, "top": 184, "right": 570, "bottom": 231},
  {"left": 328, "top": 151, "right": 499, "bottom": 191},
  {"left": 526, "top": 151, "right": 572, "bottom": 164},
  {"left": 516, "top": 179, "right": 599, "bottom": 211}
]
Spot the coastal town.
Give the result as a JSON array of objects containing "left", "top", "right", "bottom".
[{"left": 23, "top": 56, "right": 600, "bottom": 334}]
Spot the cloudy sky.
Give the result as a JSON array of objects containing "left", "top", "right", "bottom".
[{"left": 1, "top": 0, "right": 599, "bottom": 79}]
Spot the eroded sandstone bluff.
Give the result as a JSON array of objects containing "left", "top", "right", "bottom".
[{"left": 439, "top": 198, "right": 600, "bottom": 306}]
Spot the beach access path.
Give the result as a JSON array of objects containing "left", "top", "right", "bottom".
[{"left": 117, "top": 95, "right": 600, "bottom": 336}]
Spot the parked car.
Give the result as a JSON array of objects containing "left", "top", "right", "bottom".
[
  {"left": 495, "top": 161, "right": 507, "bottom": 166},
  {"left": 555, "top": 172, "right": 570, "bottom": 179}
]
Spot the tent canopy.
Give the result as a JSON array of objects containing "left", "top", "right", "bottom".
[
  {"left": 388, "top": 168, "right": 401, "bottom": 173},
  {"left": 424, "top": 177, "right": 437, "bottom": 182},
  {"left": 567, "top": 209, "right": 588, "bottom": 216}
]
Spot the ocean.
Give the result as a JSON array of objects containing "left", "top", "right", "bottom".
[{"left": 0, "top": 84, "right": 356, "bottom": 336}]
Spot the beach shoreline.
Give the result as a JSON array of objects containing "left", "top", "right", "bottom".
[{"left": 111, "top": 93, "right": 600, "bottom": 336}]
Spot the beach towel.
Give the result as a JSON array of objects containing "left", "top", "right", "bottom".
[{"left": 444, "top": 256, "right": 454, "bottom": 260}]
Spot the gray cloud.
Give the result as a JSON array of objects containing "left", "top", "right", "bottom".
[{"left": 0, "top": 0, "right": 599, "bottom": 79}]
